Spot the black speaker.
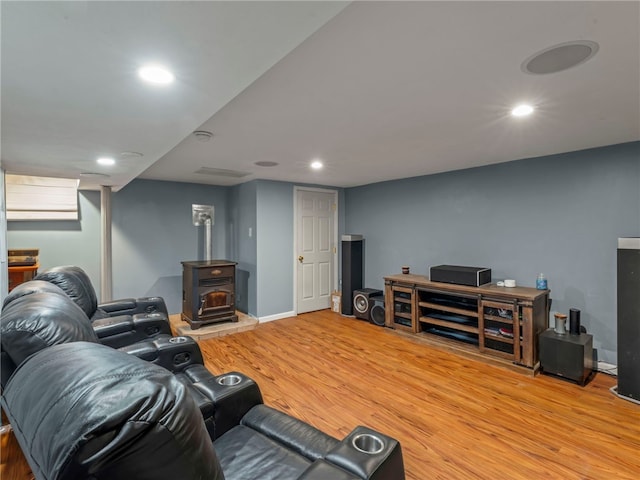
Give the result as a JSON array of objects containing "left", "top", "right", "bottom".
[
  {"left": 370, "top": 295, "right": 386, "bottom": 326},
  {"left": 353, "top": 288, "right": 383, "bottom": 321},
  {"left": 341, "top": 235, "right": 363, "bottom": 315},
  {"left": 569, "top": 308, "right": 581, "bottom": 335},
  {"left": 618, "top": 238, "right": 640, "bottom": 401},
  {"left": 430, "top": 264, "right": 491, "bottom": 287},
  {"left": 539, "top": 329, "right": 593, "bottom": 385}
]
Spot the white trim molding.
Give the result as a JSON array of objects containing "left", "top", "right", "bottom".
[{"left": 258, "top": 311, "right": 296, "bottom": 323}]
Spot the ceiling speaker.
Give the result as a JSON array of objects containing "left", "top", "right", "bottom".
[{"left": 522, "top": 40, "right": 599, "bottom": 75}]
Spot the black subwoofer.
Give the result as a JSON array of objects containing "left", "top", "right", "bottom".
[
  {"left": 370, "top": 295, "right": 386, "bottom": 326},
  {"left": 353, "top": 288, "right": 383, "bottom": 321},
  {"left": 539, "top": 329, "right": 593, "bottom": 386}
]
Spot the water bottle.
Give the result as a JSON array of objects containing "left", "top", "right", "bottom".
[{"left": 536, "top": 273, "right": 547, "bottom": 290}]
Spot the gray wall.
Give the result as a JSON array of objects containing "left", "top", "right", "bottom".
[
  {"left": 228, "top": 181, "right": 257, "bottom": 316},
  {"left": 255, "top": 181, "right": 346, "bottom": 318},
  {"left": 7, "top": 190, "right": 102, "bottom": 294},
  {"left": 111, "top": 179, "right": 229, "bottom": 314},
  {"left": 229, "top": 180, "right": 345, "bottom": 319},
  {"left": 6, "top": 175, "right": 344, "bottom": 320},
  {"left": 256, "top": 180, "right": 295, "bottom": 317},
  {"left": 7, "top": 180, "right": 230, "bottom": 314},
  {"left": 344, "top": 142, "right": 640, "bottom": 364}
]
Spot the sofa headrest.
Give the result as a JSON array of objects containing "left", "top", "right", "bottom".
[
  {"left": 35, "top": 265, "right": 98, "bottom": 317},
  {"left": 0, "top": 291, "right": 98, "bottom": 367},
  {"left": 3, "top": 342, "right": 224, "bottom": 480},
  {"left": 2, "top": 280, "right": 67, "bottom": 310}
]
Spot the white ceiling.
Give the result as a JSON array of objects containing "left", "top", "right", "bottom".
[{"left": 2, "top": 1, "right": 639, "bottom": 191}]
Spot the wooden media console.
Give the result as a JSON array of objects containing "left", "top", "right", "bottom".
[{"left": 384, "top": 274, "right": 549, "bottom": 371}]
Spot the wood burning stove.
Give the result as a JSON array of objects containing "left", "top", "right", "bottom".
[{"left": 182, "top": 260, "right": 238, "bottom": 329}]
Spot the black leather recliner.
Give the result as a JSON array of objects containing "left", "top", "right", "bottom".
[
  {"left": 35, "top": 265, "right": 168, "bottom": 318},
  {"left": 0, "top": 288, "right": 265, "bottom": 441},
  {"left": 2, "top": 341, "right": 405, "bottom": 480},
  {"left": 2, "top": 280, "right": 172, "bottom": 348},
  {"left": 0, "top": 289, "right": 97, "bottom": 388},
  {"left": 32, "top": 266, "right": 173, "bottom": 348}
]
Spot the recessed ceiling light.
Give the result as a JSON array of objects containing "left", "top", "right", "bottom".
[
  {"left": 511, "top": 104, "right": 534, "bottom": 117},
  {"left": 97, "top": 157, "right": 116, "bottom": 166},
  {"left": 254, "top": 161, "right": 279, "bottom": 167},
  {"left": 138, "top": 64, "right": 175, "bottom": 85},
  {"left": 311, "top": 160, "right": 324, "bottom": 170}
]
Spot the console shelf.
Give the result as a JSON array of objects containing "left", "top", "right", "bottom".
[
  {"left": 384, "top": 274, "right": 549, "bottom": 370},
  {"left": 419, "top": 315, "right": 479, "bottom": 334}
]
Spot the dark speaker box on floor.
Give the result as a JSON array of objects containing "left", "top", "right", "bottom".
[
  {"left": 540, "top": 329, "right": 594, "bottom": 386},
  {"left": 353, "top": 288, "right": 383, "bottom": 321},
  {"left": 370, "top": 295, "right": 386, "bottom": 326}
]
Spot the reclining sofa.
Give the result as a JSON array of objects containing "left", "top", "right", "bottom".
[
  {"left": 1, "top": 282, "right": 406, "bottom": 480},
  {"left": 1, "top": 281, "right": 181, "bottom": 387},
  {"left": 34, "top": 265, "right": 172, "bottom": 347},
  {"left": 35, "top": 265, "right": 169, "bottom": 319},
  {"left": 1, "top": 287, "right": 256, "bottom": 440}
]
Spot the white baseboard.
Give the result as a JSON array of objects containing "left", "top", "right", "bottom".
[
  {"left": 597, "top": 361, "right": 618, "bottom": 376},
  {"left": 258, "top": 310, "right": 296, "bottom": 323}
]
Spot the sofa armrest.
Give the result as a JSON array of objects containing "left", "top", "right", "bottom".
[
  {"left": 99, "top": 296, "right": 168, "bottom": 317},
  {"left": 325, "top": 426, "right": 405, "bottom": 480},
  {"left": 92, "top": 314, "right": 134, "bottom": 338},
  {"left": 299, "top": 460, "right": 361, "bottom": 480},
  {"left": 118, "top": 336, "right": 203, "bottom": 372},
  {"left": 181, "top": 367, "right": 263, "bottom": 439},
  {"left": 240, "top": 404, "right": 339, "bottom": 461},
  {"left": 98, "top": 298, "right": 136, "bottom": 314},
  {"left": 92, "top": 313, "right": 171, "bottom": 348}
]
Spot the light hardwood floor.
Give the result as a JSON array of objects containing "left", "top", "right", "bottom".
[{"left": 2, "top": 310, "right": 639, "bottom": 479}]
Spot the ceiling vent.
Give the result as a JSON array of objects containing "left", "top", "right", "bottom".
[
  {"left": 522, "top": 40, "right": 599, "bottom": 75},
  {"left": 194, "top": 167, "right": 251, "bottom": 178},
  {"left": 193, "top": 130, "right": 214, "bottom": 142}
]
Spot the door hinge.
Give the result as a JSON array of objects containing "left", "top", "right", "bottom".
[
  {"left": 332, "top": 203, "right": 336, "bottom": 212},
  {"left": 333, "top": 246, "right": 337, "bottom": 254}
]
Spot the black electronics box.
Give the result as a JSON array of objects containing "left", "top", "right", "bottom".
[
  {"left": 430, "top": 265, "right": 491, "bottom": 287},
  {"left": 539, "top": 329, "right": 594, "bottom": 386}
]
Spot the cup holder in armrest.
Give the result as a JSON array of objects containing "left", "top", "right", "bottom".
[
  {"left": 217, "top": 374, "right": 242, "bottom": 386},
  {"left": 169, "top": 336, "right": 188, "bottom": 344},
  {"left": 190, "top": 372, "right": 263, "bottom": 440},
  {"left": 352, "top": 433, "right": 385, "bottom": 454},
  {"left": 325, "top": 426, "right": 405, "bottom": 480}
]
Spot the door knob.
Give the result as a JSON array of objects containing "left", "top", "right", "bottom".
[{"left": 298, "top": 255, "right": 304, "bottom": 263}]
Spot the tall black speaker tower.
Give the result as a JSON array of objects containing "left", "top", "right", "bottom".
[
  {"left": 617, "top": 237, "right": 640, "bottom": 401},
  {"left": 341, "top": 235, "right": 363, "bottom": 315}
]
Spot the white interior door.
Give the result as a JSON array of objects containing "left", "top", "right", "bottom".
[{"left": 295, "top": 189, "right": 336, "bottom": 313}]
